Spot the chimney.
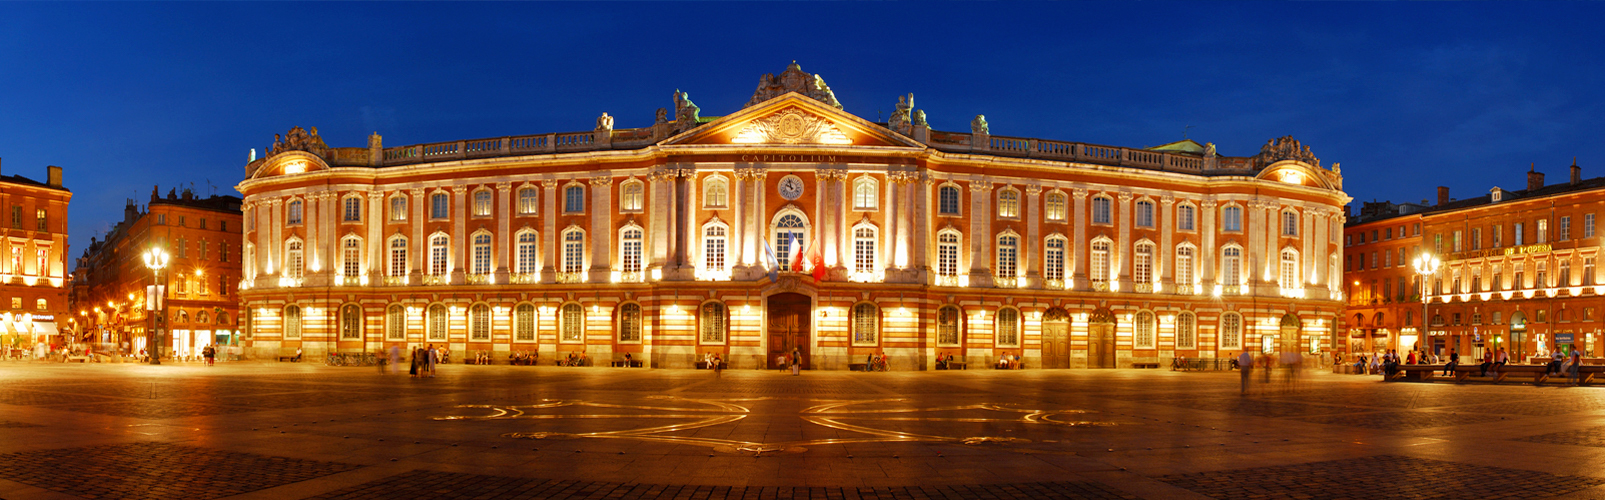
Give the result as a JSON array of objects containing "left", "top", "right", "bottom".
[
  {"left": 1571, "top": 158, "right": 1581, "bottom": 185},
  {"left": 1437, "top": 186, "right": 1450, "bottom": 206},
  {"left": 46, "top": 166, "right": 62, "bottom": 188},
  {"left": 1528, "top": 164, "right": 1544, "bottom": 191}
]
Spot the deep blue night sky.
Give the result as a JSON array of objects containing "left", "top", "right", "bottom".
[{"left": 2, "top": 2, "right": 1602, "bottom": 260}]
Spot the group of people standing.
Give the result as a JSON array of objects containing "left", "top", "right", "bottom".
[{"left": 407, "top": 344, "right": 440, "bottom": 377}]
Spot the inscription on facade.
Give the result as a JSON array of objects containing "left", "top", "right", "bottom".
[
  {"left": 1446, "top": 243, "right": 1552, "bottom": 261},
  {"left": 739, "top": 154, "right": 839, "bottom": 163}
]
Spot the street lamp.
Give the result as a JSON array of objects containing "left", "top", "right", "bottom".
[
  {"left": 142, "top": 246, "right": 169, "bottom": 365},
  {"left": 1413, "top": 252, "right": 1442, "bottom": 356}
]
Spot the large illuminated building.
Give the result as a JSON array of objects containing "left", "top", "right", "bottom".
[
  {"left": 236, "top": 63, "right": 1349, "bottom": 369},
  {"left": 0, "top": 161, "right": 70, "bottom": 347}
]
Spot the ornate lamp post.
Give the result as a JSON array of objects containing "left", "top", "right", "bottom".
[
  {"left": 142, "top": 247, "right": 169, "bottom": 365},
  {"left": 1413, "top": 252, "right": 1442, "bottom": 356}
]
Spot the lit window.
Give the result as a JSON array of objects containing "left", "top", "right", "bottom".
[
  {"left": 430, "top": 193, "right": 449, "bottom": 219},
  {"left": 996, "top": 308, "right": 1019, "bottom": 347},
  {"left": 854, "top": 178, "right": 877, "bottom": 210},
  {"left": 34, "top": 209, "right": 45, "bottom": 232},
  {"left": 429, "top": 235, "right": 449, "bottom": 276},
  {"left": 514, "top": 303, "right": 536, "bottom": 341},
  {"left": 620, "top": 181, "right": 644, "bottom": 212},
  {"left": 473, "top": 190, "right": 492, "bottom": 217},
  {"left": 562, "top": 230, "right": 585, "bottom": 274},
  {"left": 390, "top": 196, "right": 407, "bottom": 221},
  {"left": 1045, "top": 192, "right": 1067, "bottom": 222},
  {"left": 700, "top": 302, "right": 726, "bottom": 343},
  {"left": 704, "top": 177, "right": 728, "bottom": 208},
  {"left": 470, "top": 303, "right": 490, "bottom": 340},
  {"left": 619, "top": 303, "right": 641, "bottom": 342},
  {"left": 854, "top": 226, "right": 877, "bottom": 274},
  {"left": 388, "top": 238, "right": 408, "bottom": 277},
  {"left": 283, "top": 305, "right": 301, "bottom": 339},
  {"left": 285, "top": 240, "right": 304, "bottom": 280},
  {"left": 937, "top": 306, "right": 961, "bottom": 345},
  {"left": 1280, "top": 250, "right": 1299, "bottom": 288},
  {"left": 340, "top": 304, "right": 362, "bottom": 340},
  {"left": 1134, "top": 311, "right": 1154, "bottom": 349},
  {"left": 852, "top": 303, "right": 878, "bottom": 344},
  {"left": 343, "top": 197, "right": 361, "bottom": 222},
  {"left": 703, "top": 224, "right": 727, "bottom": 274},
  {"left": 517, "top": 188, "right": 539, "bottom": 215},
  {"left": 427, "top": 304, "right": 446, "bottom": 340},
  {"left": 997, "top": 189, "right": 1019, "bottom": 219},
  {"left": 471, "top": 233, "right": 492, "bottom": 275},
  {"left": 342, "top": 237, "right": 361, "bottom": 278}
]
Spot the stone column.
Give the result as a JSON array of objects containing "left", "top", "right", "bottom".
[
  {"left": 648, "top": 171, "right": 670, "bottom": 276},
  {"left": 1071, "top": 188, "right": 1089, "bottom": 290},
  {"left": 1160, "top": 195, "right": 1175, "bottom": 291},
  {"left": 883, "top": 173, "right": 898, "bottom": 274},
  {"left": 1248, "top": 200, "right": 1267, "bottom": 288},
  {"left": 541, "top": 181, "right": 557, "bottom": 282},
  {"left": 411, "top": 189, "right": 425, "bottom": 281},
  {"left": 269, "top": 199, "right": 283, "bottom": 278},
  {"left": 817, "top": 169, "right": 840, "bottom": 269},
  {"left": 589, "top": 175, "right": 613, "bottom": 282},
  {"left": 968, "top": 181, "right": 993, "bottom": 287},
  {"left": 677, "top": 168, "right": 695, "bottom": 277},
  {"left": 1116, "top": 191, "right": 1134, "bottom": 290},
  {"left": 451, "top": 186, "right": 468, "bottom": 283},
  {"left": 1025, "top": 184, "right": 1042, "bottom": 287},
  {"left": 916, "top": 176, "right": 933, "bottom": 276},
  {"left": 304, "top": 193, "right": 320, "bottom": 276},
  {"left": 366, "top": 192, "right": 383, "bottom": 280},
  {"left": 496, "top": 183, "right": 512, "bottom": 281},
  {"left": 730, "top": 169, "right": 745, "bottom": 271},
  {"left": 1201, "top": 199, "right": 1216, "bottom": 288},
  {"left": 894, "top": 173, "right": 914, "bottom": 272}
]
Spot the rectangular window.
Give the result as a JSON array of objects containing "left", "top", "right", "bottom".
[
  {"left": 937, "top": 233, "right": 960, "bottom": 278},
  {"left": 1176, "top": 246, "right": 1194, "bottom": 286},
  {"left": 564, "top": 185, "right": 585, "bottom": 214},
  {"left": 1587, "top": 258, "right": 1596, "bottom": 286},
  {"left": 199, "top": 241, "right": 208, "bottom": 261},
  {"left": 473, "top": 190, "right": 492, "bottom": 217},
  {"left": 389, "top": 239, "right": 408, "bottom": 277},
  {"left": 343, "top": 197, "right": 361, "bottom": 222},
  {"left": 219, "top": 242, "right": 229, "bottom": 263},
  {"left": 10, "top": 206, "right": 19, "bottom": 229},
  {"left": 34, "top": 209, "right": 45, "bottom": 232},
  {"left": 430, "top": 194, "right": 448, "bottom": 219},
  {"left": 1472, "top": 228, "right": 1481, "bottom": 250},
  {"left": 563, "top": 232, "right": 584, "bottom": 273},
  {"left": 1223, "top": 206, "right": 1242, "bottom": 232},
  {"left": 1562, "top": 216, "right": 1572, "bottom": 241},
  {"left": 938, "top": 186, "right": 960, "bottom": 216},
  {"left": 1588, "top": 214, "right": 1597, "bottom": 238},
  {"left": 390, "top": 196, "right": 407, "bottom": 221},
  {"left": 620, "top": 231, "right": 641, "bottom": 274},
  {"left": 1134, "top": 201, "right": 1153, "bottom": 228},
  {"left": 518, "top": 188, "right": 538, "bottom": 215},
  {"left": 996, "top": 236, "right": 1017, "bottom": 278},
  {"left": 1282, "top": 211, "right": 1298, "bottom": 236},
  {"left": 1092, "top": 197, "right": 1112, "bottom": 224},
  {"left": 1538, "top": 219, "right": 1549, "bottom": 243},
  {"left": 1178, "top": 205, "right": 1195, "bottom": 231},
  {"left": 853, "top": 228, "right": 875, "bottom": 274},
  {"left": 1494, "top": 225, "right": 1503, "bottom": 247},
  {"left": 1515, "top": 223, "right": 1524, "bottom": 245},
  {"left": 1046, "top": 193, "right": 1067, "bottom": 222},
  {"left": 1045, "top": 238, "right": 1065, "bottom": 282},
  {"left": 176, "top": 239, "right": 187, "bottom": 259},
  {"left": 1453, "top": 230, "right": 1462, "bottom": 252}
]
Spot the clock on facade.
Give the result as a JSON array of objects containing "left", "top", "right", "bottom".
[{"left": 778, "top": 175, "right": 805, "bottom": 200}]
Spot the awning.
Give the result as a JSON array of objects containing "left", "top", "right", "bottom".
[{"left": 32, "top": 321, "right": 58, "bottom": 336}]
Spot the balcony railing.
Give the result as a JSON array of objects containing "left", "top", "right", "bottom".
[
  {"left": 556, "top": 272, "right": 583, "bottom": 284},
  {"left": 383, "top": 276, "right": 407, "bottom": 286},
  {"left": 617, "top": 271, "right": 643, "bottom": 283},
  {"left": 1091, "top": 281, "right": 1110, "bottom": 292},
  {"left": 466, "top": 274, "right": 490, "bottom": 285},
  {"left": 936, "top": 275, "right": 960, "bottom": 287},
  {"left": 1135, "top": 283, "right": 1153, "bottom": 293},
  {"left": 993, "top": 276, "right": 1018, "bottom": 288},
  {"left": 421, "top": 275, "right": 448, "bottom": 286},
  {"left": 509, "top": 273, "right": 539, "bottom": 284},
  {"left": 1043, "top": 278, "right": 1066, "bottom": 290}
]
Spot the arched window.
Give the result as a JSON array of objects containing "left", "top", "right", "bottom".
[
  {"left": 619, "top": 303, "right": 642, "bottom": 342},
  {"left": 514, "top": 303, "right": 536, "bottom": 341},
  {"left": 1092, "top": 196, "right": 1112, "bottom": 224},
  {"left": 703, "top": 223, "right": 728, "bottom": 274},
  {"left": 700, "top": 302, "right": 726, "bottom": 343},
  {"left": 937, "top": 305, "right": 961, "bottom": 345},
  {"left": 177, "top": 310, "right": 189, "bottom": 324},
  {"left": 340, "top": 304, "right": 362, "bottom": 340},
  {"left": 341, "top": 237, "right": 362, "bottom": 279},
  {"left": 427, "top": 304, "right": 447, "bottom": 340},
  {"left": 996, "top": 308, "right": 1020, "bottom": 347},
  {"left": 386, "top": 305, "right": 405, "bottom": 340},
  {"left": 619, "top": 180, "right": 644, "bottom": 212},
  {"left": 564, "top": 184, "right": 585, "bottom": 214},
  {"left": 430, "top": 193, "right": 449, "bottom": 219},
  {"left": 1090, "top": 240, "right": 1111, "bottom": 285},
  {"left": 389, "top": 195, "right": 407, "bottom": 221},
  {"left": 285, "top": 239, "right": 304, "bottom": 280},
  {"left": 937, "top": 231, "right": 961, "bottom": 279},
  {"left": 1134, "top": 311, "right": 1155, "bottom": 349},
  {"left": 516, "top": 231, "right": 539, "bottom": 275},
  {"left": 197, "top": 311, "right": 210, "bottom": 324},
  {"left": 1282, "top": 210, "right": 1299, "bottom": 236},
  {"left": 561, "top": 303, "right": 583, "bottom": 342},
  {"left": 429, "top": 234, "right": 449, "bottom": 276},
  {"left": 388, "top": 237, "right": 408, "bottom": 277},
  {"left": 1135, "top": 200, "right": 1154, "bottom": 228},
  {"left": 619, "top": 227, "right": 643, "bottom": 275},
  {"left": 997, "top": 188, "right": 1020, "bottom": 219},
  {"left": 216, "top": 312, "right": 229, "bottom": 326},
  {"left": 1222, "top": 246, "right": 1243, "bottom": 286},
  {"left": 1176, "top": 245, "right": 1196, "bottom": 288},
  {"left": 342, "top": 196, "right": 362, "bottom": 222},
  {"left": 938, "top": 185, "right": 961, "bottom": 215},
  {"left": 1223, "top": 205, "right": 1243, "bottom": 232},
  {"left": 1220, "top": 312, "right": 1242, "bottom": 349},
  {"left": 996, "top": 233, "right": 1019, "bottom": 279},
  {"left": 470, "top": 303, "right": 490, "bottom": 340},
  {"left": 1134, "top": 242, "right": 1154, "bottom": 288},
  {"left": 471, "top": 232, "right": 492, "bottom": 276},
  {"left": 517, "top": 187, "right": 538, "bottom": 215},
  {"left": 852, "top": 303, "right": 878, "bottom": 345},
  {"left": 774, "top": 213, "right": 806, "bottom": 269},
  {"left": 853, "top": 225, "right": 877, "bottom": 274},
  {"left": 562, "top": 229, "right": 585, "bottom": 274},
  {"left": 287, "top": 200, "right": 303, "bottom": 225},
  {"left": 703, "top": 176, "right": 728, "bottom": 208},
  {"left": 472, "top": 190, "right": 492, "bottom": 217},
  {"left": 1044, "top": 235, "right": 1067, "bottom": 285},
  {"left": 1177, "top": 204, "right": 1196, "bottom": 231},
  {"left": 1176, "top": 312, "right": 1197, "bottom": 350},
  {"left": 853, "top": 177, "right": 877, "bottom": 210},
  {"left": 1045, "top": 192, "right": 1067, "bottom": 222},
  {"left": 283, "top": 305, "right": 301, "bottom": 339},
  {"left": 1280, "top": 249, "right": 1299, "bottom": 289}
]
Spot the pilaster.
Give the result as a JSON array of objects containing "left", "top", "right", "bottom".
[
  {"left": 1024, "top": 184, "right": 1042, "bottom": 287},
  {"left": 589, "top": 175, "right": 613, "bottom": 282}
]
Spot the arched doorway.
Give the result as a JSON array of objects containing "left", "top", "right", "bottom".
[
  {"left": 1279, "top": 313, "right": 1301, "bottom": 354},
  {"left": 1041, "top": 308, "right": 1070, "bottom": 369},
  {"left": 767, "top": 293, "right": 811, "bottom": 369},
  {"left": 1087, "top": 308, "right": 1116, "bottom": 368}
]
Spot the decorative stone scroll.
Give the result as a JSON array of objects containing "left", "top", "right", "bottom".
[
  {"left": 731, "top": 109, "right": 851, "bottom": 145},
  {"left": 746, "top": 61, "right": 843, "bottom": 109}
]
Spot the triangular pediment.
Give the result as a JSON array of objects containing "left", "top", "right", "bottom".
[{"left": 662, "top": 93, "right": 923, "bottom": 148}]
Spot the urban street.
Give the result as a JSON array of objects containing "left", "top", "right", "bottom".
[{"left": 1, "top": 363, "right": 1603, "bottom": 499}]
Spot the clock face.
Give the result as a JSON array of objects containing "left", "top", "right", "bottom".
[{"left": 778, "top": 175, "right": 804, "bottom": 200}]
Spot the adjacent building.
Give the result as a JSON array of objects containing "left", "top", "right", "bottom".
[
  {"left": 236, "top": 63, "right": 1350, "bottom": 369},
  {"left": 1341, "top": 200, "right": 1428, "bottom": 355},
  {"left": 0, "top": 160, "right": 70, "bottom": 348},
  {"left": 71, "top": 187, "right": 242, "bottom": 357}
]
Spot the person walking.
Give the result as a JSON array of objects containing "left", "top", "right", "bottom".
[
  {"left": 389, "top": 345, "right": 402, "bottom": 375},
  {"left": 427, "top": 344, "right": 439, "bottom": 377},
  {"left": 1238, "top": 350, "right": 1255, "bottom": 395}
]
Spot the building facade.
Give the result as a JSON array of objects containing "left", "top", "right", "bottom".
[
  {"left": 71, "top": 187, "right": 243, "bottom": 357},
  {"left": 1341, "top": 201, "right": 1427, "bottom": 355},
  {"left": 236, "top": 63, "right": 1350, "bottom": 369},
  {"left": 0, "top": 161, "right": 70, "bottom": 348}
]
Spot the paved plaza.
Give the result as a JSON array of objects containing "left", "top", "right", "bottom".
[{"left": 2, "top": 363, "right": 1605, "bottom": 499}]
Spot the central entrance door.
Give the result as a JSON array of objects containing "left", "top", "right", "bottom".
[
  {"left": 767, "top": 293, "right": 812, "bottom": 369},
  {"left": 1041, "top": 309, "right": 1070, "bottom": 369},
  {"left": 1088, "top": 308, "right": 1116, "bottom": 368}
]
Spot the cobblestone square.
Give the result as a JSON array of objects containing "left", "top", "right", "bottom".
[{"left": 1, "top": 363, "right": 1604, "bottom": 499}]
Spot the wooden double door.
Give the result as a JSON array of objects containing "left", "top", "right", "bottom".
[
  {"left": 767, "top": 293, "right": 811, "bottom": 369},
  {"left": 1041, "top": 311, "right": 1071, "bottom": 369}
]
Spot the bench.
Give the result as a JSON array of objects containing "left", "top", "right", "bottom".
[
  {"left": 1132, "top": 362, "right": 1160, "bottom": 369},
  {"left": 610, "top": 360, "right": 643, "bottom": 368},
  {"left": 277, "top": 356, "right": 299, "bottom": 362},
  {"left": 1392, "top": 364, "right": 1441, "bottom": 381},
  {"left": 64, "top": 355, "right": 90, "bottom": 363},
  {"left": 695, "top": 361, "right": 727, "bottom": 370},
  {"left": 1494, "top": 365, "right": 1549, "bottom": 383},
  {"left": 942, "top": 361, "right": 967, "bottom": 370}
]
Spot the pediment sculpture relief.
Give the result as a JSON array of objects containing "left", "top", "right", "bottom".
[
  {"left": 731, "top": 109, "right": 851, "bottom": 145},
  {"left": 747, "top": 61, "right": 843, "bottom": 109}
]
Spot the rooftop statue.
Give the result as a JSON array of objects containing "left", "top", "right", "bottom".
[
  {"left": 674, "top": 90, "right": 701, "bottom": 131},
  {"left": 596, "top": 112, "right": 614, "bottom": 131},
  {"left": 971, "top": 115, "right": 989, "bottom": 136},
  {"left": 1258, "top": 135, "right": 1320, "bottom": 167},
  {"left": 270, "top": 126, "right": 328, "bottom": 156},
  {"left": 746, "top": 61, "right": 843, "bottom": 109},
  {"left": 888, "top": 94, "right": 915, "bottom": 135}
]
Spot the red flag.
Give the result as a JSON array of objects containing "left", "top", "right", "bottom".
[{"left": 808, "top": 237, "right": 827, "bottom": 283}]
